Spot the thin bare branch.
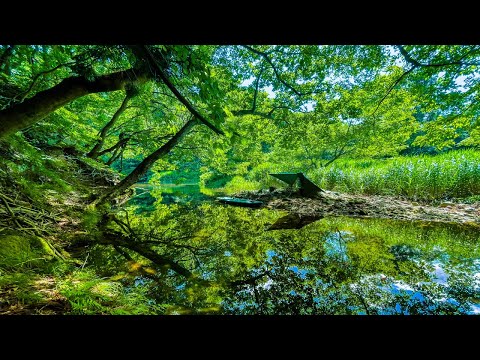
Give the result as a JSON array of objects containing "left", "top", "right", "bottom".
[
  {"left": 373, "top": 67, "right": 415, "bottom": 115},
  {"left": 375, "top": 45, "right": 480, "bottom": 115},
  {"left": 252, "top": 62, "right": 265, "bottom": 112},
  {"left": 397, "top": 45, "right": 480, "bottom": 68}
]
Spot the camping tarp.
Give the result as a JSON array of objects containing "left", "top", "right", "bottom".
[
  {"left": 269, "top": 172, "right": 299, "bottom": 186},
  {"left": 297, "top": 173, "right": 323, "bottom": 197},
  {"left": 269, "top": 172, "right": 323, "bottom": 197}
]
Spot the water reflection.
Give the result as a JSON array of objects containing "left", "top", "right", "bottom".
[
  {"left": 220, "top": 214, "right": 479, "bottom": 315},
  {"left": 118, "top": 188, "right": 480, "bottom": 315},
  {"left": 129, "top": 183, "right": 223, "bottom": 212}
]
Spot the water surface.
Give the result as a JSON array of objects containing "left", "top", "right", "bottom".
[{"left": 121, "top": 184, "right": 480, "bottom": 315}]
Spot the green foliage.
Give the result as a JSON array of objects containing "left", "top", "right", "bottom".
[
  {"left": 0, "top": 234, "right": 72, "bottom": 313},
  {"left": 320, "top": 216, "right": 480, "bottom": 259},
  {"left": 2, "top": 44, "right": 480, "bottom": 200},
  {"left": 0, "top": 233, "right": 52, "bottom": 271},
  {"left": 81, "top": 205, "right": 103, "bottom": 232},
  {"left": 2, "top": 44, "right": 480, "bottom": 314},
  {"left": 57, "top": 269, "right": 164, "bottom": 314},
  {"left": 223, "top": 175, "right": 261, "bottom": 194},
  {"left": 0, "top": 272, "right": 44, "bottom": 305},
  {"left": 125, "top": 203, "right": 478, "bottom": 315},
  {"left": 314, "top": 150, "right": 480, "bottom": 200}
]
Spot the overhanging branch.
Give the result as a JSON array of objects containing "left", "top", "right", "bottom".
[
  {"left": 375, "top": 45, "right": 480, "bottom": 115},
  {"left": 397, "top": 45, "right": 480, "bottom": 68},
  {"left": 131, "top": 45, "right": 224, "bottom": 136}
]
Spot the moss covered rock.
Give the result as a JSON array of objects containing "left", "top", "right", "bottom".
[{"left": 0, "top": 232, "right": 53, "bottom": 271}]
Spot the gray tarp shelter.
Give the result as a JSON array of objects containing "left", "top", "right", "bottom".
[{"left": 269, "top": 172, "right": 323, "bottom": 197}]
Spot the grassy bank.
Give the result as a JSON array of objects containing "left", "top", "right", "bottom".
[
  {"left": 310, "top": 150, "right": 480, "bottom": 201},
  {"left": 228, "top": 149, "right": 480, "bottom": 202}
]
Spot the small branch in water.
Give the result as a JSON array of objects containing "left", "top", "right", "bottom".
[{"left": 80, "top": 252, "right": 90, "bottom": 269}]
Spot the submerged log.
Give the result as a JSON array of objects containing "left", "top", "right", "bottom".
[{"left": 216, "top": 197, "right": 264, "bottom": 208}]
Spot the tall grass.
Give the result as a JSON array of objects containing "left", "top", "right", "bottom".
[{"left": 312, "top": 149, "right": 480, "bottom": 201}]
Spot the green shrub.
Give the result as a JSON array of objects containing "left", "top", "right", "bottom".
[{"left": 57, "top": 269, "right": 164, "bottom": 314}]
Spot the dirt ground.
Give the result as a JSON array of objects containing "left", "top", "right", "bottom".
[{"left": 235, "top": 188, "right": 480, "bottom": 227}]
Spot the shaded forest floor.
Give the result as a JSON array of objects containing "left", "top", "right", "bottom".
[
  {"left": 236, "top": 188, "right": 480, "bottom": 229},
  {"left": 0, "top": 143, "right": 120, "bottom": 315}
]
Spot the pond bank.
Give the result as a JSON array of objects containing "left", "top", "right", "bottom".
[{"left": 234, "top": 188, "right": 480, "bottom": 226}]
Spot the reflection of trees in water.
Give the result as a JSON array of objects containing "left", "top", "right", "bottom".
[
  {"left": 219, "top": 214, "right": 479, "bottom": 315},
  {"left": 93, "top": 203, "right": 480, "bottom": 314},
  {"left": 223, "top": 255, "right": 479, "bottom": 315}
]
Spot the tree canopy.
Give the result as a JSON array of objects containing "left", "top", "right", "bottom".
[
  {"left": 3, "top": 45, "right": 478, "bottom": 200},
  {"left": 1, "top": 44, "right": 479, "bottom": 314}
]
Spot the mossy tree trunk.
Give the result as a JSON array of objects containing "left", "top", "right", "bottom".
[
  {"left": 0, "top": 69, "right": 147, "bottom": 139},
  {"left": 95, "top": 118, "right": 198, "bottom": 205}
]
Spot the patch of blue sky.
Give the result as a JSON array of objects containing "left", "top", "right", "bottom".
[
  {"left": 454, "top": 72, "right": 480, "bottom": 93},
  {"left": 387, "top": 261, "right": 480, "bottom": 314},
  {"left": 266, "top": 249, "right": 278, "bottom": 262},
  {"left": 339, "top": 115, "right": 363, "bottom": 125},
  {"left": 240, "top": 77, "right": 255, "bottom": 87},
  {"left": 324, "top": 231, "right": 350, "bottom": 262},
  {"left": 301, "top": 100, "right": 316, "bottom": 112},
  {"left": 175, "top": 283, "right": 186, "bottom": 290},
  {"left": 395, "top": 303, "right": 403, "bottom": 314},
  {"left": 134, "top": 277, "right": 147, "bottom": 287},
  {"left": 240, "top": 78, "right": 315, "bottom": 110},
  {"left": 201, "top": 270, "right": 214, "bottom": 280},
  {"left": 261, "top": 278, "right": 274, "bottom": 290},
  {"left": 315, "top": 279, "right": 330, "bottom": 290},
  {"left": 289, "top": 265, "right": 309, "bottom": 279},
  {"left": 470, "top": 304, "right": 480, "bottom": 314},
  {"left": 251, "top": 267, "right": 267, "bottom": 277},
  {"left": 240, "top": 77, "right": 275, "bottom": 98},
  {"left": 385, "top": 45, "right": 405, "bottom": 68},
  {"left": 431, "top": 261, "right": 449, "bottom": 285}
]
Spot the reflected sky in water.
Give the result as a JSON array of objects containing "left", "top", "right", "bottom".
[{"left": 209, "top": 207, "right": 479, "bottom": 315}]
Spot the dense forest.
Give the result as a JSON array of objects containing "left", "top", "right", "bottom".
[{"left": 0, "top": 45, "right": 479, "bottom": 315}]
